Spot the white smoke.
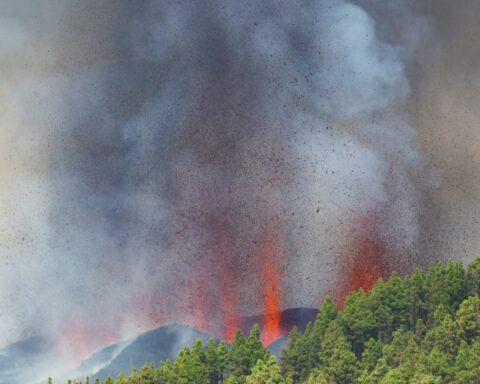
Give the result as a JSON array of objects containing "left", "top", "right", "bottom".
[{"left": 3, "top": 2, "right": 475, "bottom": 382}]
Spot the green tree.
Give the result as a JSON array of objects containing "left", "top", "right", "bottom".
[
  {"left": 466, "top": 257, "right": 480, "bottom": 296},
  {"left": 455, "top": 296, "right": 480, "bottom": 340},
  {"left": 217, "top": 341, "right": 230, "bottom": 382},
  {"left": 229, "top": 326, "right": 269, "bottom": 382},
  {"left": 444, "top": 261, "right": 469, "bottom": 310},
  {"left": 205, "top": 339, "right": 221, "bottom": 384},
  {"left": 319, "top": 321, "right": 358, "bottom": 383},
  {"left": 229, "top": 330, "right": 249, "bottom": 379},
  {"left": 369, "top": 273, "right": 408, "bottom": 343},
  {"left": 424, "top": 347, "right": 453, "bottom": 382},
  {"left": 115, "top": 373, "right": 128, "bottom": 384},
  {"left": 341, "top": 289, "right": 377, "bottom": 354},
  {"left": 405, "top": 269, "right": 428, "bottom": 330},
  {"left": 173, "top": 346, "right": 209, "bottom": 384},
  {"left": 361, "top": 358, "right": 390, "bottom": 384},
  {"left": 280, "top": 326, "right": 302, "bottom": 383},
  {"left": 246, "top": 325, "right": 270, "bottom": 369},
  {"left": 452, "top": 340, "right": 480, "bottom": 384},
  {"left": 422, "top": 314, "right": 461, "bottom": 358},
  {"left": 313, "top": 296, "right": 338, "bottom": 338},
  {"left": 58, "top": 258, "right": 480, "bottom": 384},
  {"left": 425, "top": 263, "right": 451, "bottom": 326},
  {"left": 361, "top": 338, "right": 383, "bottom": 372},
  {"left": 157, "top": 360, "right": 176, "bottom": 384},
  {"left": 246, "top": 356, "right": 285, "bottom": 384}
]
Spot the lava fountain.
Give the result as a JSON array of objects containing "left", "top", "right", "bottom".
[
  {"left": 334, "top": 213, "right": 390, "bottom": 308},
  {"left": 259, "top": 223, "right": 284, "bottom": 345}
]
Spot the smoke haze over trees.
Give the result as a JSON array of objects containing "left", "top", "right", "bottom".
[
  {"left": 1, "top": 0, "right": 480, "bottom": 378},
  {"left": 51, "top": 257, "right": 480, "bottom": 384}
]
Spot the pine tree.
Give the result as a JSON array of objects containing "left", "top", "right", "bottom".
[
  {"left": 205, "top": 339, "right": 221, "bottom": 384},
  {"left": 341, "top": 289, "right": 377, "bottom": 354},
  {"left": 425, "top": 347, "right": 453, "bottom": 381},
  {"left": 422, "top": 314, "right": 461, "bottom": 358},
  {"left": 56, "top": 257, "right": 480, "bottom": 384},
  {"left": 246, "top": 324, "right": 270, "bottom": 369},
  {"left": 229, "top": 329, "right": 250, "bottom": 381},
  {"left": 453, "top": 339, "right": 480, "bottom": 384},
  {"left": 455, "top": 296, "right": 480, "bottom": 340},
  {"left": 217, "top": 341, "right": 230, "bottom": 383},
  {"left": 280, "top": 324, "right": 318, "bottom": 383},
  {"left": 466, "top": 257, "right": 480, "bottom": 296},
  {"left": 361, "top": 338, "right": 382, "bottom": 372},
  {"left": 405, "top": 268, "right": 428, "bottom": 329},
  {"left": 246, "top": 356, "right": 285, "bottom": 384},
  {"left": 280, "top": 326, "right": 302, "bottom": 383},
  {"left": 313, "top": 296, "right": 338, "bottom": 338},
  {"left": 444, "top": 261, "right": 469, "bottom": 310},
  {"left": 321, "top": 334, "right": 358, "bottom": 383}
]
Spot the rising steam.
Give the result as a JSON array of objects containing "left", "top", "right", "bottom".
[{"left": 1, "top": 0, "right": 479, "bottom": 378}]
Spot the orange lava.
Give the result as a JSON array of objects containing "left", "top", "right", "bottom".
[
  {"left": 188, "top": 279, "right": 210, "bottom": 333},
  {"left": 183, "top": 227, "right": 240, "bottom": 342},
  {"left": 215, "top": 231, "right": 240, "bottom": 342},
  {"left": 335, "top": 216, "right": 389, "bottom": 308},
  {"left": 259, "top": 224, "right": 284, "bottom": 345}
]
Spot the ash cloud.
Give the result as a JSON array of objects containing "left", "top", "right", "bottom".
[{"left": 1, "top": 0, "right": 477, "bottom": 374}]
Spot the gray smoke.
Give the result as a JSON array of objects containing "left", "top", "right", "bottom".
[{"left": 1, "top": 0, "right": 477, "bottom": 376}]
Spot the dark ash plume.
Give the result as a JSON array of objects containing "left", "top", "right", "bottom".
[{"left": 4, "top": 1, "right": 480, "bottom": 379}]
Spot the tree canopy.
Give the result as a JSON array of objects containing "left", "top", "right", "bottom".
[{"left": 53, "top": 258, "right": 480, "bottom": 384}]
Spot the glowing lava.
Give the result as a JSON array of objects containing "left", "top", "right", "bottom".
[
  {"left": 215, "top": 230, "right": 240, "bottom": 343},
  {"left": 335, "top": 215, "right": 389, "bottom": 308},
  {"left": 183, "top": 226, "right": 240, "bottom": 342},
  {"left": 259, "top": 224, "right": 284, "bottom": 345},
  {"left": 188, "top": 279, "right": 211, "bottom": 334}
]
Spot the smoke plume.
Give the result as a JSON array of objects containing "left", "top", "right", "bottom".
[{"left": 1, "top": 0, "right": 479, "bottom": 375}]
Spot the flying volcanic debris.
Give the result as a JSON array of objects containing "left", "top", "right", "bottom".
[{"left": 2, "top": 0, "right": 480, "bottom": 377}]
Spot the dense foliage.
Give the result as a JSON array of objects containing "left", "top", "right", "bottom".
[{"left": 53, "top": 258, "right": 480, "bottom": 384}]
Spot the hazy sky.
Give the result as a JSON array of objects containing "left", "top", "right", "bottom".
[{"left": 1, "top": 0, "right": 480, "bottom": 365}]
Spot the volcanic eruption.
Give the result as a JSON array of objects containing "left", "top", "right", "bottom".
[{"left": 6, "top": 1, "right": 480, "bottom": 378}]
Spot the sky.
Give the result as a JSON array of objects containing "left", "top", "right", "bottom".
[{"left": 1, "top": 0, "right": 480, "bottom": 366}]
